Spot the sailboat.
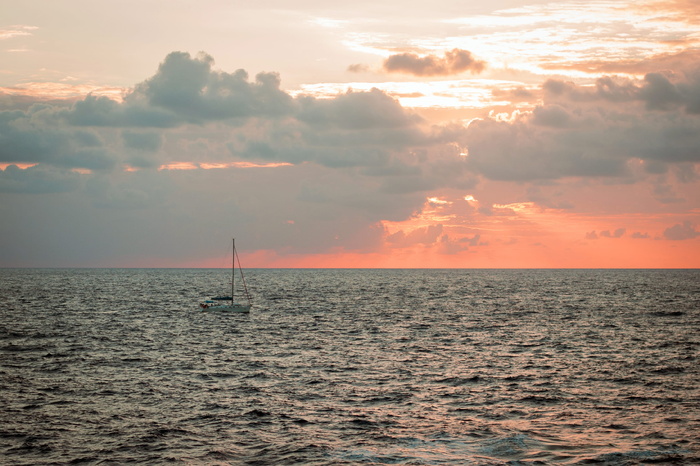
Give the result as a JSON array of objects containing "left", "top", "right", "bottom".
[{"left": 199, "top": 238, "right": 252, "bottom": 313}]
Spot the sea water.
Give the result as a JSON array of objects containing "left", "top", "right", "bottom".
[{"left": 1, "top": 268, "right": 698, "bottom": 465}]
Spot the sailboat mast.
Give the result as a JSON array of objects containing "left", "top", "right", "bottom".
[{"left": 232, "top": 238, "right": 235, "bottom": 302}]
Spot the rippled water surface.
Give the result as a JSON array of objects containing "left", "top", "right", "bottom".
[{"left": 1, "top": 268, "right": 699, "bottom": 465}]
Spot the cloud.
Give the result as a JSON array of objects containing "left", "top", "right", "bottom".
[
  {"left": 7, "top": 50, "right": 697, "bottom": 185},
  {"left": 2, "top": 52, "right": 443, "bottom": 176},
  {"left": 631, "top": 232, "right": 650, "bottom": 239},
  {"left": 663, "top": 221, "right": 699, "bottom": 240},
  {"left": 0, "top": 26, "right": 37, "bottom": 40},
  {"left": 130, "top": 51, "right": 295, "bottom": 122},
  {"left": 545, "top": 50, "right": 700, "bottom": 77},
  {"left": 463, "top": 117, "right": 628, "bottom": 181},
  {"left": 463, "top": 69, "right": 700, "bottom": 182},
  {"left": 383, "top": 49, "right": 485, "bottom": 77},
  {"left": 600, "top": 228, "right": 626, "bottom": 238},
  {"left": 297, "top": 88, "right": 421, "bottom": 130},
  {"left": 347, "top": 63, "right": 370, "bottom": 73},
  {"left": 0, "top": 107, "right": 116, "bottom": 170},
  {"left": 230, "top": 88, "right": 440, "bottom": 171},
  {"left": 0, "top": 164, "right": 82, "bottom": 193},
  {"left": 437, "top": 234, "right": 468, "bottom": 255},
  {"left": 59, "top": 52, "right": 295, "bottom": 128},
  {"left": 531, "top": 104, "right": 572, "bottom": 128},
  {"left": 2, "top": 50, "right": 699, "bottom": 266},
  {"left": 460, "top": 234, "right": 482, "bottom": 247},
  {"left": 387, "top": 224, "right": 444, "bottom": 247},
  {"left": 636, "top": 1, "right": 700, "bottom": 25},
  {"left": 122, "top": 131, "right": 161, "bottom": 152},
  {"left": 491, "top": 86, "right": 539, "bottom": 104},
  {"left": 544, "top": 69, "right": 700, "bottom": 115}
]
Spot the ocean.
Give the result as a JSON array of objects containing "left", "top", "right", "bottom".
[{"left": 1, "top": 268, "right": 698, "bottom": 465}]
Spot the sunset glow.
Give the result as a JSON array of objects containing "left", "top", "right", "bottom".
[{"left": 1, "top": 0, "right": 699, "bottom": 267}]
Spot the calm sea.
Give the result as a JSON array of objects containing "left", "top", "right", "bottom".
[{"left": 1, "top": 268, "right": 699, "bottom": 465}]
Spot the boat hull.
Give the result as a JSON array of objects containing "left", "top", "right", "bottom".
[{"left": 200, "top": 303, "right": 251, "bottom": 313}]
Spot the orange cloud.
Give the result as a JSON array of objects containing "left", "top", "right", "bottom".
[
  {"left": 638, "top": 0, "right": 700, "bottom": 25},
  {"left": 0, "top": 82, "right": 125, "bottom": 102},
  {"left": 0, "top": 25, "right": 37, "bottom": 40},
  {"left": 541, "top": 50, "right": 700, "bottom": 76}
]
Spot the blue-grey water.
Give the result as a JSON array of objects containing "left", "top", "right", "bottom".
[{"left": 1, "top": 268, "right": 699, "bottom": 465}]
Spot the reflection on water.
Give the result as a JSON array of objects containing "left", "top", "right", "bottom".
[{"left": 1, "top": 268, "right": 698, "bottom": 464}]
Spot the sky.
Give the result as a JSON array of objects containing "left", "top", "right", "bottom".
[{"left": 1, "top": 0, "right": 699, "bottom": 268}]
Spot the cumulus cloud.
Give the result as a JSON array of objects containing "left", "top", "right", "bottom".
[
  {"left": 585, "top": 229, "right": 627, "bottom": 240},
  {"left": 2, "top": 51, "right": 446, "bottom": 176},
  {"left": 383, "top": 49, "right": 485, "bottom": 76},
  {"left": 62, "top": 52, "right": 295, "bottom": 128},
  {"left": 463, "top": 70, "right": 700, "bottom": 181},
  {"left": 663, "top": 221, "right": 699, "bottom": 240},
  {"left": 600, "top": 228, "right": 626, "bottom": 238},
  {"left": 133, "top": 52, "right": 294, "bottom": 121}
]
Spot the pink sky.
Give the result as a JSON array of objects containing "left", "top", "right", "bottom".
[{"left": 1, "top": 0, "right": 699, "bottom": 267}]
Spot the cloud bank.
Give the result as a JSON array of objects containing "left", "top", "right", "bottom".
[{"left": 1, "top": 50, "right": 699, "bottom": 266}]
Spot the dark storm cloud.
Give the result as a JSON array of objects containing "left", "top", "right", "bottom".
[{"left": 383, "top": 49, "right": 485, "bottom": 76}]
